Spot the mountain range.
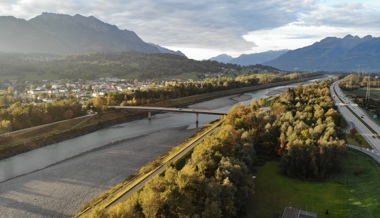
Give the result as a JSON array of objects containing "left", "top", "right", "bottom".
[
  {"left": 1, "top": 13, "right": 379, "bottom": 72},
  {"left": 0, "top": 12, "right": 181, "bottom": 56},
  {"left": 210, "top": 50, "right": 288, "bottom": 66},
  {"left": 265, "top": 35, "right": 380, "bottom": 72},
  {"left": 211, "top": 35, "right": 380, "bottom": 72}
]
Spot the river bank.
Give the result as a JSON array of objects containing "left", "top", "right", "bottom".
[
  {"left": 0, "top": 76, "right": 328, "bottom": 218},
  {"left": 0, "top": 93, "right": 252, "bottom": 218},
  {"left": 0, "top": 76, "right": 320, "bottom": 161}
]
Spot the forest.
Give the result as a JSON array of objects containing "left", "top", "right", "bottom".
[
  {"left": 0, "top": 51, "right": 297, "bottom": 81},
  {"left": 0, "top": 52, "right": 245, "bottom": 80},
  {"left": 88, "top": 78, "right": 346, "bottom": 217},
  {"left": 0, "top": 72, "right": 321, "bottom": 134},
  {"left": 0, "top": 100, "right": 85, "bottom": 133},
  {"left": 89, "top": 72, "right": 319, "bottom": 110}
]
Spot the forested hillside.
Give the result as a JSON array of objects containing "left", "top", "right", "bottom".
[
  {"left": 0, "top": 52, "right": 243, "bottom": 80},
  {"left": 46, "top": 52, "right": 242, "bottom": 79},
  {"left": 89, "top": 78, "right": 346, "bottom": 217}
]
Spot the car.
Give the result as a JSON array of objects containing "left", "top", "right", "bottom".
[{"left": 372, "top": 135, "right": 376, "bottom": 139}]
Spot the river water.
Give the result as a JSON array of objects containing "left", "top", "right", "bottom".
[{"left": 0, "top": 77, "right": 330, "bottom": 183}]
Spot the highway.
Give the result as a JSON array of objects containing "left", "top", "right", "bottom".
[
  {"left": 331, "top": 81, "right": 380, "bottom": 150},
  {"left": 90, "top": 79, "right": 380, "bottom": 216}
]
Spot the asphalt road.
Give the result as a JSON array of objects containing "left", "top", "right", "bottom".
[{"left": 331, "top": 81, "right": 380, "bottom": 150}]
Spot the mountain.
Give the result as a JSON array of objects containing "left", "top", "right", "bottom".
[
  {"left": 265, "top": 35, "right": 380, "bottom": 72},
  {"left": 209, "top": 50, "right": 288, "bottom": 66},
  {"left": 0, "top": 13, "right": 181, "bottom": 55},
  {"left": 229, "top": 50, "right": 288, "bottom": 66},
  {"left": 148, "top": 43, "right": 186, "bottom": 57},
  {"left": 209, "top": 54, "right": 234, "bottom": 63}
]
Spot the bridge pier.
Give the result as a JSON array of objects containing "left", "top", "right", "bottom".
[
  {"left": 148, "top": 111, "right": 151, "bottom": 120},
  {"left": 196, "top": 113, "right": 199, "bottom": 124}
]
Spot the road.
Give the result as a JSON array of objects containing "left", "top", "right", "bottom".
[
  {"left": 110, "top": 106, "right": 227, "bottom": 115},
  {"left": 347, "top": 144, "right": 380, "bottom": 164},
  {"left": 331, "top": 81, "right": 380, "bottom": 150}
]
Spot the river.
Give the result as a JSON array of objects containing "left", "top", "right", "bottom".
[
  {"left": 0, "top": 77, "right": 330, "bottom": 183},
  {"left": 0, "top": 76, "right": 335, "bottom": 218}
]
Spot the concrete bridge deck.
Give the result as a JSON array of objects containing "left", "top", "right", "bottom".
[{"left": 109, "top": 106, "right": 228, "bottom": 123}]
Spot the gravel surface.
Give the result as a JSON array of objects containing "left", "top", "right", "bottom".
[
  {"left": 189, "top": 94, "right": 251, "bottom": 110},
  {"left": 0, "top": 127, "right": 197, "bottom": 218},
  {"left": 266, "top": 87, "right": 289, "bottom": 96},
  {"left": 0, "top": 94, "right": 251, "bottom": 218}
]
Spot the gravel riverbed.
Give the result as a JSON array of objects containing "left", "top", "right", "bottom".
[{"left": 0, "top": 94, "right": 251, "bottom": 218}]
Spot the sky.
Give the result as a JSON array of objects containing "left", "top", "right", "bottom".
[{"left": 0, "top": 0, "right": 380, "bottom": 60}]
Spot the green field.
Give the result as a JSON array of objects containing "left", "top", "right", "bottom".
[
  {"left": 246, "top": 149, "right": 380, "bottom": 217},
  {"left": 345, "top": 87, "right": 380, "bottom": 99},
  {"left": 346, "top": 133, "right": 372, "bottom": 149},
  {"left": 343, "top": 87, "right": 380, "bottom": 125}
]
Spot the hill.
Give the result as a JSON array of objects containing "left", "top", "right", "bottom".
[
  {"left": 0, "top": 13, "right": 180, "bottom": 55},
  {"left": 265, "top": 35, "right": 380, "bottom": 72},
  {"left": 0, "top": 51, "right": 243, "bottom": 80},
  {"left": 148, "top": 43, "right": 186, "bottom": 57},
  {"left": 209, "top": 50, "right": 288, "bottom": 66},
  {"left": 230, "top": 50, "right": 288, "bottom": 66},
  {"left": 209, "top": 54, "right": 234, "bottom": 63}
]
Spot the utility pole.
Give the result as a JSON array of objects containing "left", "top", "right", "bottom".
[
  {"left": 365, "top": 74, "right": 371, "bottom": 108},
  {"left": 349, "top": 75, "right": 353, "bottom": 90}
]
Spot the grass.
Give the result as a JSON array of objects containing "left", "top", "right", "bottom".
[
  {"left": 246, "top": 149, "right": 380, "bottom": 218},
  {"left": 345, "top": 87, "right": 380, "bottom": 99},
  {"left": 169, "top": 72, "right": 198, "bottom": 80},
  {"left": 346, "top": 133, "right": 373, "bottom": 149}
]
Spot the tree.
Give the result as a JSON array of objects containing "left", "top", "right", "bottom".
[
  {"left": 1, "top": 120, "right": 11, "bottom": 135},
  {"left": 64, "top": 109, "right": 74, "bottom": 119},
  {"left": 350, "top": 127, "right": 358, "bottom": 137}
]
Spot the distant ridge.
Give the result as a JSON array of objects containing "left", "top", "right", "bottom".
[
  {"left": 0, "top": 13, "right": 181, "bottom": 55},
  {"left": 230, "top": 50, "right": 288, "bottom": 66},
  {"left": 265, "top": 35, "right": 380, "bottom": 72},
  {"left": 148, "top": 43, "right": 186, "bottom": 57},
  {"left": 209, "top": 50, "right": 288, "bottom": 66},
  {"left": 209, "top": 54, "right": 234, "bottom": 63}
]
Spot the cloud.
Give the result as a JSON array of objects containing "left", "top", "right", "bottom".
[
  {"left": 300, "top": 2, "right": 380, "bottom": 29},
  {"left": 0, "top": 0, "right": 318, "bottom": 51},
  {"left": 0, "top": 0, "right": 379, "bottom": 59}
]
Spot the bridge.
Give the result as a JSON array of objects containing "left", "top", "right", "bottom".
[{"left": 109, "top": 106, "right": 228, "bottom": 123}]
